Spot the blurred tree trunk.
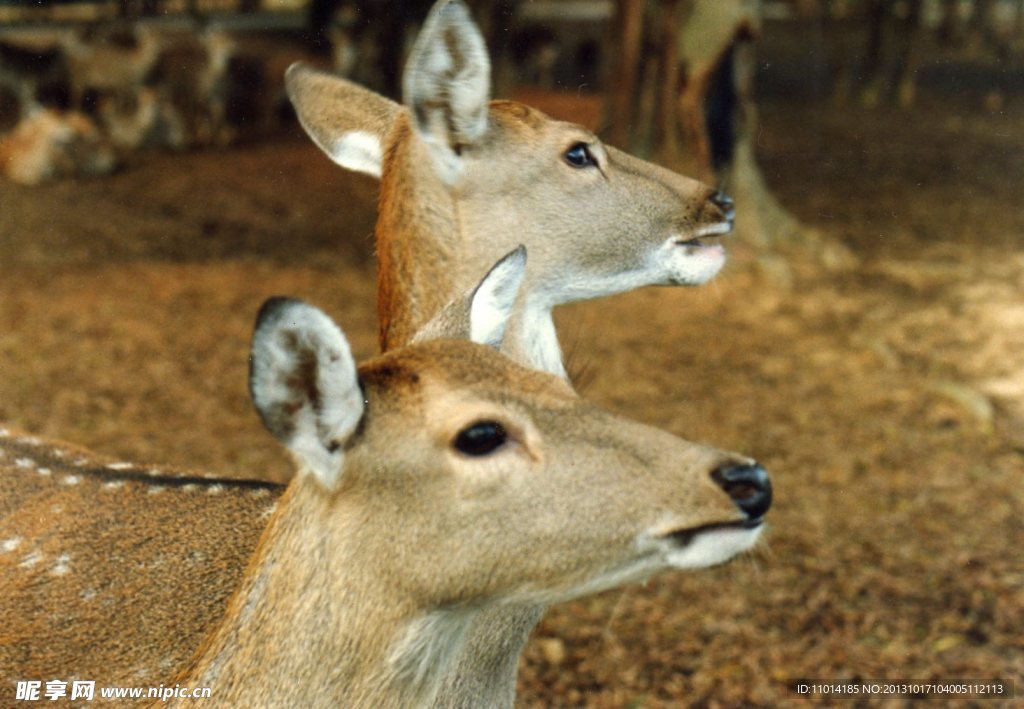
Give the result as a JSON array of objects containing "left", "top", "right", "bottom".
[
  {"left": 606, "top": 0, "right": 646, "bottom": 151},
  {"left": 605, "top": 0, "right": 853, "bottom": 272}
]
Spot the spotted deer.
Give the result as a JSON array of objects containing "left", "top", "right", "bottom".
[
  {"left": 286, "top": 0, "right": 736, "bottom": 379},
  {"left": 0, "top": 255, "right": 770, "bottom": 707}
]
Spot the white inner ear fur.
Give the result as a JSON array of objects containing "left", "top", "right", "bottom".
[
  {"left": 403, "top": 0, "right": 491, "bottom": 185},
  {"left": 253, "top": 302, "right": 364, "bottom": 490},
  {"left": 328, "top": 130, "right": 383, "bottom": 178},
  {"left": 469, "top": 246, "right": 527, "bottom": 348}
]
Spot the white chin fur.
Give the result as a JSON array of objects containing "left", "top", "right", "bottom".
[
  {"left": 661, "top": 236, "right": 727, "bottom": 285},
  {"left": 664, "top": 525, "right": 763, "bottom": 570}
]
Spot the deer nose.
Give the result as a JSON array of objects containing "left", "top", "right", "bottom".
[
  {"left": 711, "top": 462, "right": 771, "bottom": 521},
  {"left": 709, "top": 190, "right": 735, "bottom": 222}
]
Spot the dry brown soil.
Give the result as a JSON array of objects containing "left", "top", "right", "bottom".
[{"left": 2, "top": 32, "right": 1023, "bottom": 709}]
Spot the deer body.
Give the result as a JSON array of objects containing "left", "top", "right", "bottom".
[
  {"left": 0, "top": 430, "right": 274, "bottom": 701},
  {"left": 0, "top": 279, "right": 769, "bottom": 706}
]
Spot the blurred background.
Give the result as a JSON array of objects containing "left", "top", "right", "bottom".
[{"left": 1, "top": 0, "right": 1022, "bottom": 705}]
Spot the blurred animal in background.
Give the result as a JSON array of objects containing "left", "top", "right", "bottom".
[
  {"left": 0, "top": 17, "right": 338, "bottom": 182},
  {"left": 59, "top": 23, "right": 162, "bottom": 113},
  {"left": 0, "top": 39, "right": 69, "bottom": 125},
  {"left": 0, "top": 107, "right": 116, "bottom": 185},
  {"left": 96, "top": 86, "right": 188, "bottom": 151}
]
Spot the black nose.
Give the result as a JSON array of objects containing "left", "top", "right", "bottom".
[
  {"left": 709, "top": 190, "right": 735, "bottom": 222},
  {"left": 711, "top": 462, "right": 771, "bottom": 521}
]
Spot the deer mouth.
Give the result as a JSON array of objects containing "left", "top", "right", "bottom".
[
  {"left": 654, "top": 517, "right": 764, "bottom": 570},
  {"left": 664, "top": 517, "right": 763, "bottom": 547},
  {"left": 674, "top": 222, "right": 733, "bottom": 249}
]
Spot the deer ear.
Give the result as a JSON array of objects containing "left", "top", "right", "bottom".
[
  {"left": 285, "top": 63, "right": 400, "bottom": 179},
  {"left": 469, "top": 246, "right": 527, "bottom": 348},
  {"left": 250, "top": 298, "right": 364, "bottom": 490},
  {"left": 411, "top": 246, "right": 527, "bottom": 347},
  {"left": 403, "top": 0, "right": 490, "bottom": 184}
]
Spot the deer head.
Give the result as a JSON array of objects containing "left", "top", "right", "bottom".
[{"left": 285, "top": 0, "right": 736, "bottom": 375}]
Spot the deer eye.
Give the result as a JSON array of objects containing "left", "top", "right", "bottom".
[
  {"left": 453, "top": 421, "right": 508, "bottom": 456},
  {"left": 564, "top": 142, "right": 595, "bottom": 168}
]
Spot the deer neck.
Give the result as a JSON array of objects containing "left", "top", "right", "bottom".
[
  {"left": 504, "top": 294, "right": 566, "bottom": 379},
  {"left": 376, "top": 122, "right": 568, "bottom": 377},
  {"left": 181, "top": 479, "right": 479, "bottom": 707},
  {"left": 435, "top": 604, "right": 546, "bottom": 709},
  {"left": 376, "top": 118, "right": 464, "bottom": 351}
]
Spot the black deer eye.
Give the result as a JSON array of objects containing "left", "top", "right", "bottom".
[
  {"left": 453, "top": 421, "right": 508, "bottom": 456},
  {"left": 564, "top": 142, "right": 595, "bottom": 168}
]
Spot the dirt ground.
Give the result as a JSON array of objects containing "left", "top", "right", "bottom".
[{"left": 2, "top": 21, "right": 1023, "bottom": 708}]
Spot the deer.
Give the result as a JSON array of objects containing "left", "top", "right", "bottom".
[
  {"left": 0, "top": 107, "right": 117, "bottom": 186},
  {"left": 59, "top": 24, "right": 162, "bottom": 112},
  {"left": 0, "top": 252, "right": 771, "bottom": 706},
  {"left": 136, "top": 28, "right": 234, "bottom": 148},
  {"left": 285, "top": 0, "right": 737, "bottom": 380},
  {"left": 288, "top": 2, "right": 746, "bottom": 703},
  {"left": 96, "top": 85, "right": 188, "bottom": 151}
]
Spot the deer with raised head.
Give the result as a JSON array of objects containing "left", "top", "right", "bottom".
[
  {"left": 286, "top": 0, "right": 736, "bottom": 379},
  {"left": 0, "top": 255, "right": 770, "bottom": 706}
]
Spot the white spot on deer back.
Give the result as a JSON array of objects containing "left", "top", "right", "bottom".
[
  {"left": 2, "top": 537, "right": 23, "bottom": 553},
  {"left": 15, "top": 457, "right": 36, "bottom": 469},
  {"left": 20, "top": 552, "right": 44, "bottom": 569},
  {"left": 102, "top": 480, "right": 126, "bottom": 491},
  {"left": 38, "top": 467, "right": 51, "bottom": 476},
  {"left": 51, "top": 554, "right": 71, "bottom": 576},
  {"left": 61, "top": 475, "right": 81, "bottom": 486},
  {"left": 207, "top": 484, "right": 224, "bottom": 495},
  {"left": 107, "top": 462, "right": 134, "bottom": 471},
  {"left": 146, "top": 486, "right": 165, "bottom": 495}
]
